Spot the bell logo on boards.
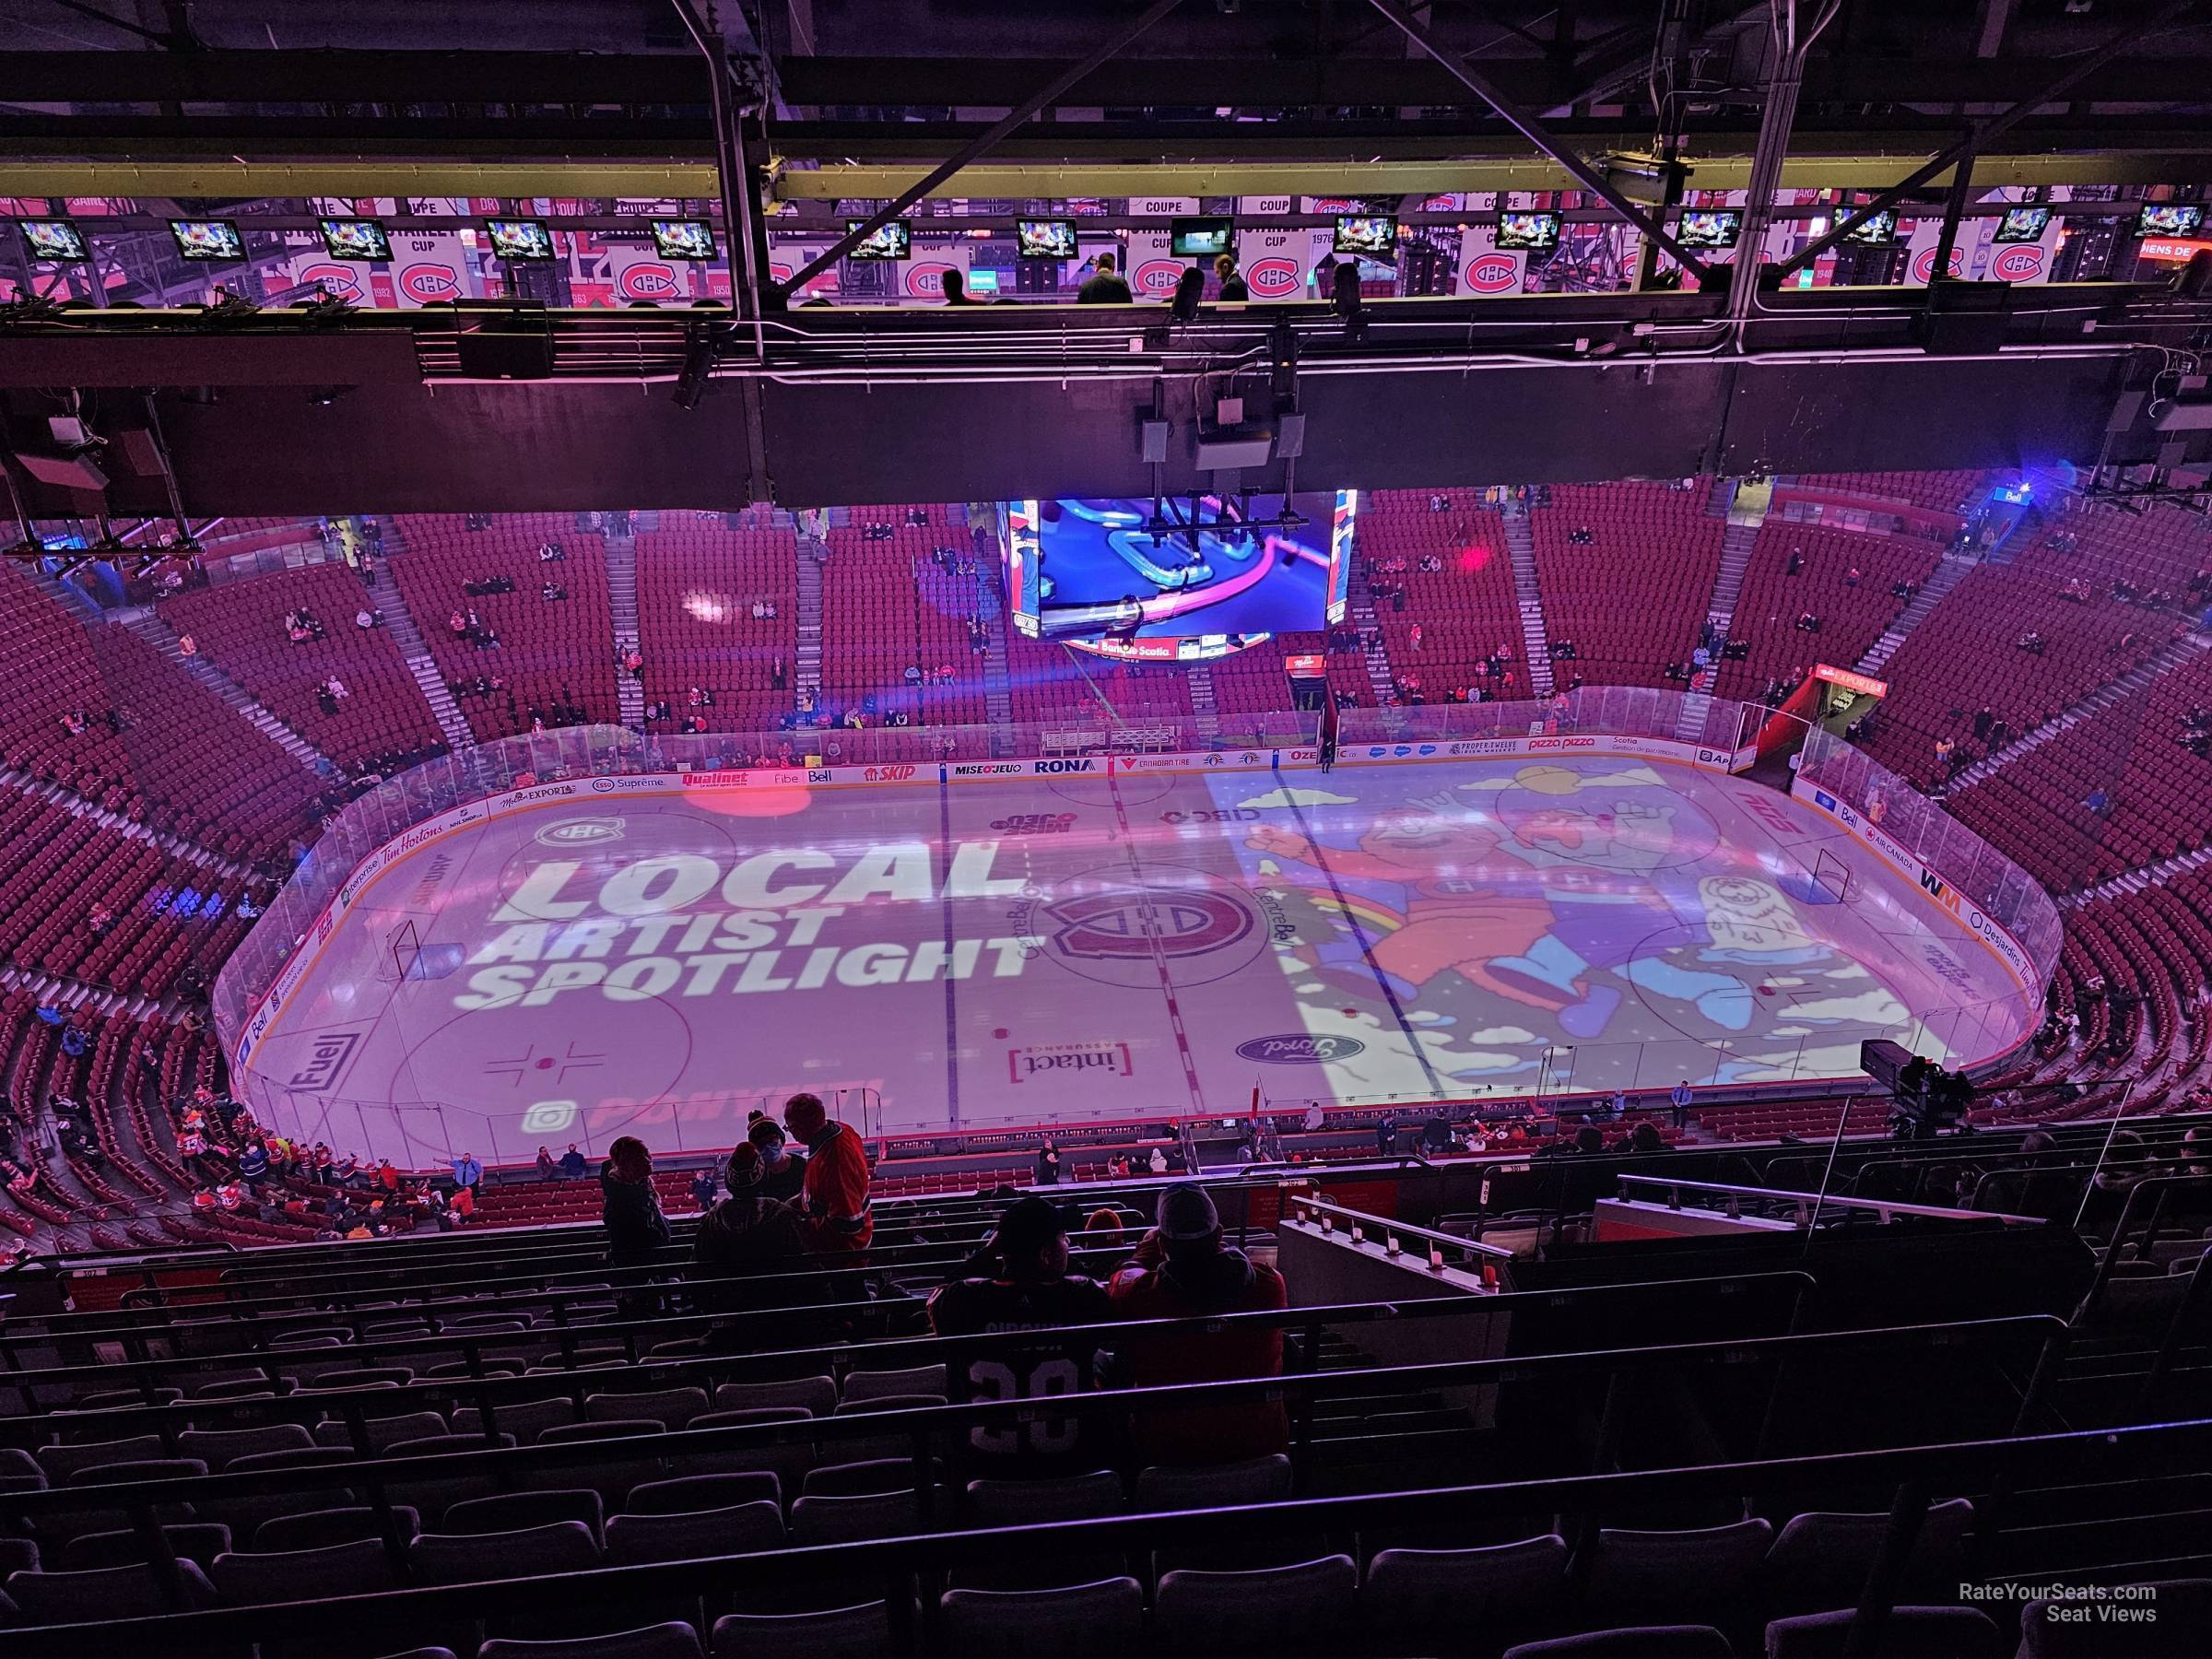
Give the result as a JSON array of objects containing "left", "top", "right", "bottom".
[
  {"left": 1246, "top": 256, "right": 1301, "bottom": 299},
  {"left": 618, "top": 263, "right": 680, "bottom": 300},
  {"left": 1462, "top": 253, "right": 1521, "bottom": 294},
  {"left": 1990, "top": 245, "right": 2047, "bottom": 283},
  {"left": 400, "top": 263, "right": 462, "bottom": 302}
]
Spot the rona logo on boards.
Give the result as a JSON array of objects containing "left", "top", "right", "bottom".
[
  {"left": 1246, "top": 256, "right": 1301, "bottom": 299},
  {"left": 399, "top": 263, "right": 462, "bottom": 302},
  {"left": 1463, "top": 253, "right": 1521, "bottom": 294},
  {"left": 1034, "top": 757, "right": 1098, "bottom": 775},
  {"left": 1236, "top": 1033, "right": 1367, "bottom": 1065}
]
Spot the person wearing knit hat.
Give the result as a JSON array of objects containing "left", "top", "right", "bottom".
[
  {"left": 747, "top": 1116, "right": 807, "bottom": 1204},
  {"left": 1109, "top": 1182, "right": 1288, "bottom": 1465},
  {"left": 691, "top": 1141, "right": 806, "bottom": 1317},
  {"left": 929, "top": 1194, "right": 1112, "bottom": 1471}
]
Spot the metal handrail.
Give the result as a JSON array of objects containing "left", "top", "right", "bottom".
[
  {"left": 1288, "top": 1195, "right": 1516, "bottom": 1260},
  {"left": 1613, "top": 1172, "right": 2047, "bottom": 1227}
]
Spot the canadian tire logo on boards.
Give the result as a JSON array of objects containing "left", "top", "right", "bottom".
[
  {"left": 1990, "top": 245, "right": 2046, "bottom": 282},
  {"left": 618, "top": 263, "right": 680, "bottom": 300},
  {"left": 400, "top": 263, "right": 462, "bottom": 302},
  {"left": 1236, "top": 1033, "right": 1367, "bottom": 1065},
  {"left": 1246, "top": 257, "right": 1300, "bottom": 299},
  {"left": 1463, "top": 253, "right": 1520, "bottom": 294}
]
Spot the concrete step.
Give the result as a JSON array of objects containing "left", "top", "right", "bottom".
[
  {"left": 367, "top": 547, "right": 477, "bottom": 751},
  {"left": 1500, "top": 503, "right": 1555, "bottom": 697},
  {"left": 115, "top": 610, "right": 336, "bottom": 777}
]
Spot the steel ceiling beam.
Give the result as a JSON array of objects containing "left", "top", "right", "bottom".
[
  {"left": 1769, "top": 0, "right": 2206, "bottom": 281},
  {"left": 1361, "top": 0, "right": 1713, "bottom": 284},
  {"left": 776, "top": 0, "right": 1187, "bottom": 299}
]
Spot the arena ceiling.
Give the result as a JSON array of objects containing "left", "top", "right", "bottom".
[{"left": 4, "top": 0, "right": 2212, "bottom": 513}]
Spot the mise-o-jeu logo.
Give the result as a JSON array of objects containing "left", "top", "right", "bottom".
[{"left": 1236, "top": 1033, "right": 1367, "bottom": 1065}]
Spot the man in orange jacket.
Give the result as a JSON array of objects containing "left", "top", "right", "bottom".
[{"left": 783, "top": 1092, "right": 873, "bottom": 1252}]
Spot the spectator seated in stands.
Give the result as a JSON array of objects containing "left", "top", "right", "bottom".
[
  {"left": 691, "top": 1144, "right": 806, "bottom": 1315},
  {"left": 559, "top": 1143, "right": 587, "bottom": 1180},
  {"left": 601, "top": 1135, "right": 671, "bottom": 1267},
  {"left": 1109, "top": 1183, "right": 1289, "bottom": 1465},
  {"left": 541, "top": 582, "right": 568, "bottom": 602},
  {"left": 930, "top": 1194, "right": 1114, "bottom": 1473},
  {"left": 785, "top": 1091, "right": 873, "bottom": 1252},
  {"left": 2017, "top": 629, "right": 2047, "bottom": 654}
]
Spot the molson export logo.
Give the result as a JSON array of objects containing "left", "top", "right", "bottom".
[
  {"left": 1989, "top": 244, "right": 2047, "bottom": 283},
  {"left": 1245, "top": 256, "right": 1302, "bottom": 299},
  {"left": 618, "top": 263, "right": 680, "bottom": 300},
  {"left": 1462, "top": 253, "right": 1521, "bottom": 294},
  {"left": 400, "top": 263, "right": 463, "bottom": 302}
]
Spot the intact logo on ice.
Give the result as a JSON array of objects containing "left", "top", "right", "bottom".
[
  {"left": 1046, "top": 889, "right": 1253, "bottom": 959},
  {"left": 1007, "top": 1041, "right": 1134, "bottom": 1083},
  {"left": 1236, "top": 1033, "right": 1366, "bottom": 1065},
  {"left": 535, "top": 817, "right": 625, "bottom": 847}
]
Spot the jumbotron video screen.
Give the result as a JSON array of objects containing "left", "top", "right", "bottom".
[{"left": 1004, "top": 492, "right": 1356, "bottom": 663}]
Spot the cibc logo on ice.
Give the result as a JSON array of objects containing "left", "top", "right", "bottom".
[{"left": 1236, "top": 1033, "right": 1366, "bottom": 1065}]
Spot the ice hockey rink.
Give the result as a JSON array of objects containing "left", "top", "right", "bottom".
[{"left": 234, "top": 753, "right": 2043, "bottom": 1165}]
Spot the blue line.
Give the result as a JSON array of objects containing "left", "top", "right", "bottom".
[
  {"left": 938, "top": 771, "right": 962, "bottom": 1130},
  {"left": 1274, "top": 762, "right": 1448, "bottom": 1099}
]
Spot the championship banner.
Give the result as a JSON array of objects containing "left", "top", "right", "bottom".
[
  {"left": 1124, "top": 230, "right": 1185, "bottom": 302},
  {"left": 1233, "top": 227, "right": 1331, "bottom": 301},
  {"left": 892, "top": 241, "right": 971, "bottom": 302},
  {"left": 1454, "top": 225, "right": 1526, "bottom": 297},
  {"left": 385, "top": 230, "right": 481, "bottom": 308}
]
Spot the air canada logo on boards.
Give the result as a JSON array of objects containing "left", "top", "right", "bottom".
[
  {"left": 535, "top": 817, "right": 624, "bottom": 847},
  {"left": 1247, "top": 257, "right": 1301, "bottom": 299},
  {"left": 1463, "top": 253, "right": 1521, "bottom": 294},
  {"left": 618, "top": 263, "right": 680, "bottom": 300},
  {"left": 1046, "top": 888, "right": 1253, "bottom": 960},
  {"left": 399, "top": 263, "right": 462, "bottom": 302},
  {"left": 1990, "top": 245, "right": 2047, "bottom": 283},
  {"left": 1236, "top": 1033, "right": 1367, "bottom": 1065}
]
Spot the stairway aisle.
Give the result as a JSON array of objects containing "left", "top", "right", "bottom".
[
  {"left": 794, "top": 527, "right": 827, "bottom": 715},
  {"left": 1500, "top": 500, "right": 1556, "bottom": 698},
  {"left": 1946, "top": 632, "right": 2212, "bottom": 793},
  {"left": 602, "top": 524, "right": 646, "bottom": 729},
  {"left": 1854, "top": 550, "right": 1978, "bottom": 677},
  {"left": 971, "top": 522, "right": 1017, "bottom": 744},
  {"left": 115, "top": 609, "right": 337, "bottom": 780},
  {"left": 365, "top": 531, "right": 477, "bottom": 752}
]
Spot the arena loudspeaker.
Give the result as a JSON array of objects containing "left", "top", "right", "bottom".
[
  {"left": 1910, "top": 280, "right": 2011, "bottom": 357},
  {"left": 455, "top": 315, "right": 555, "bottom": 381},
  {"left": 15, "top": 451, "right": 107, "bottom": 489}
]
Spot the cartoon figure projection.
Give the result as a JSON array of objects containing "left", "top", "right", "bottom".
[
  {"left": 1463, "top": 762, "right": 1753, "bottom": 1035},
  {"left": 1245, "top": 799, "right": 1563, "bottom": 1011}
]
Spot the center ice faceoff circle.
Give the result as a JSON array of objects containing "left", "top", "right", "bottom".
[{"left": 237, "top": 755, "right": 2041, "bottom": 1157}]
